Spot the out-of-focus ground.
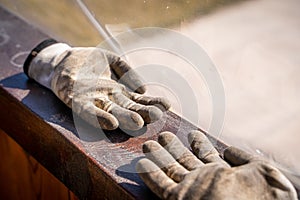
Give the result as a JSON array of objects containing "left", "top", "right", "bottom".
[
  {"left": 180, "top": 0, "right": 300, "bottom": 175},
  {"left": 1, "top": 0, "right": 300, "bottom": 184}
]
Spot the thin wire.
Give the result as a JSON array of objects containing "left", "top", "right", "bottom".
[{"left": 76, "top": 0, "right": 123, "bottom": 54}]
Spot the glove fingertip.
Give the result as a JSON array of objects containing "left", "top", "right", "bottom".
[
  {"left": 135, "top": 85, "right": 146, "bottom": 94},
  {"left": 188, "top": 130, "right": 205, "bottom": 144},
  {"left": 129, "top": 112, "right": 145, "bottom": 130},
  {"left": 158, "top": 131, "right": 176, "bottom": 146},
  {"left": 142, "top": 140, "right": 160, "bottom": 153},
  {"left": 146, "top": 106, "right": 163, "bottom": 123},
  {"left": 95, "top": 110, "right": 119, "bottom": 130},
  {"left": 223, "top": 146, "right": 252, "bottom": 165},
  {"left": 161, "top": 99, "right": 171, "bottom": 110},
  {"left": 99, "top": 119, "right": 119, "bottom": 130},
  {"left": 136, "top": 158, "right": 159, "bottom": 173},
  {"left": 154, "top": 98, "right": 171, "bottom": 111}
]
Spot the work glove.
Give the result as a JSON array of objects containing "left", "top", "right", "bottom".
[
  {"left": 136, "top": 131, "right": 298, "bottom": 200},
  {"left": 23, "top": 39, "right": 170, "bottom": 130}
]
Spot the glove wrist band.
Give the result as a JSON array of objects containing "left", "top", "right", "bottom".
[
  {"left": 23, "top": 39, "right": 71, "bottom": 89},
  {"left": 23, "top": 38, "right": 58, "bottom": 78}
]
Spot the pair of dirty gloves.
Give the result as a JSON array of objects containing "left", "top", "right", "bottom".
[{"left": 24, "top": 40, "right": 297, "bottom": 199}]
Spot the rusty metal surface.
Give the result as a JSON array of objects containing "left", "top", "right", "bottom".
[{"left": 0, "top": 6, "right": 228, "bottom": 199}]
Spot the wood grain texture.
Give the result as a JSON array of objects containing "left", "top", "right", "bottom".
[{"left": 0, "top": 129, "right": 78, "bottom": 200}]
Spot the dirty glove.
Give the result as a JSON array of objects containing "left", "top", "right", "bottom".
[
  {"left": 23, "top": 39, "right": 170, "bottom": 130},
  {"left": 136, "top": 131, "right": 297, "bottom": 199}
]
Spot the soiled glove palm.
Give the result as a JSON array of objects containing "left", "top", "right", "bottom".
[
  {"left": 24, "top": 39, "right": 170, "bottom": 130},
  {"left": 136, "top": 131, "right": 297, "bottom": 199}
]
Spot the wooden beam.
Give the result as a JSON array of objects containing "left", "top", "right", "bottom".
[{"left": 0, "top": 128, "right": 79, "bottom": 200}]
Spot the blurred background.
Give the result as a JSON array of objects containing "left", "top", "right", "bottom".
[
  {"left": 0, "top": 0, "right": 242, "bottom": 45},
  {"left": 1, "top": 0, "right": 300, "bottom": 187}
]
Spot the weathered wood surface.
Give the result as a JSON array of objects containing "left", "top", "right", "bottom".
[
  {"left": 0, "top": 6, "right": 228, "bottom": 199},
  {"left": 0, "top": 128, "right": 79, "bottom": 200}
]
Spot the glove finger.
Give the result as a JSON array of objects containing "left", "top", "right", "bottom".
[
  {"left": 95, "top": 97, "right": 144, "bottom": 130},
  {"left": 111, "top": 93, "right": 163, "bottom": 124},
  {"left": 108, "top": 54, "right": 146, "bottom": 94},
  {"left": 136, "top": 158, "right": 177, "bottom": 199},
  {"left": 130, "top": 92, "right": 171, "bottom": 111},
  {"left": 93, "top": 105, "right": 119, "bottom": 130},
  {"left": 73, "top": 99, "right": 119, "bottom": 130},
  {"left": 108, "top": 103, "right": 144, "bottom": 130},
  {"left": 188, "top": 130, "right": 229, "bottom": 167},
  {"left": 223, "top": 146, "right": 253, "bottom": 166},
  {"left": 261, "top": 164, "right": 298, "bottom": 198},
  {"left": 158, "top": 131, "right": 204, "bottom": 170},
  {"left": 143, "top": 140, "right": 189, "bottom": 182}
]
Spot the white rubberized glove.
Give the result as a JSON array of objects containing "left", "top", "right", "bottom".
[
  {"left": 24, "top": 39, "right": 170, "bottom": 130},
  {"left": 136, "top": 131, "right": 298, "bottom": 200}
]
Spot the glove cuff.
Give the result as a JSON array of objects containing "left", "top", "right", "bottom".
[
  {"left": 23, "top": 38, "right": 58, "bottom": 78},
  {"left": 23, "top": 39, "right": 71, "bottom": 89}
]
